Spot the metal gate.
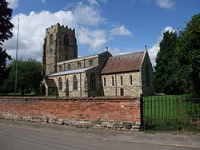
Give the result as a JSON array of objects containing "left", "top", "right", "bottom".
[{"left": 141, "top": 95, "right": 200, "bottom": 131}]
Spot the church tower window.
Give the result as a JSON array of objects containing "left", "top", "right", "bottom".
[
  {"left": 64, "top": 34, "right": 69, "bottom": 45},
  {"left": 49, "top": 34, "right": 54, "bottom": 45},
  {"left": 73, "top": 75, "right": 78, "bottom": 90},
  {"left": 58, "top": 78, "right": 62, "bottom": 91}
]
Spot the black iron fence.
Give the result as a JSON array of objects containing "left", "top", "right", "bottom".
[{"left": 141, "top": 95, "right": 200, "bottom": 131}]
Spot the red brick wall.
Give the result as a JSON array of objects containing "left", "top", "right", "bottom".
[{"left": 0, "top": 97, "right": 141, "bottom": 130}]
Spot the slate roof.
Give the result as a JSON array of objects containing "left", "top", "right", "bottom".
[
  {"left": 101, "top": 51, "right": 146, "bottom": 75},
  {"left": 48, "top": 67, "right": 95, "bottom": 77},
  {"left": 46, "top": 79, "right": 57, "bottom": 88}
]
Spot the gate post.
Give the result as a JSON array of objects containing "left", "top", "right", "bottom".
[{"left": 140, "top": 94, "right": 144, "bottom": 131}]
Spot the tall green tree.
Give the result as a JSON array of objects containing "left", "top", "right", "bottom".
[
  {"left": 4, "top": 59, "right": 43, "bottom": 95},
  {"left": 0, "top": 0, "right": 14, "bottom": 89},
  {"left": 176, "top": 14, "right": 200, "bottom": 94},
  {"left": 154, "top": 31, "right": 178, "bottom": 94}
]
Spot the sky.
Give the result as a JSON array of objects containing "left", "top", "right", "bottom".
[{"left": 3, "top": 0, "right": 200, "bottom": 66}]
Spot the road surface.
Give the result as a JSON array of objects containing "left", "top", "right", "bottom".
[{"left": 0, "top": 120, "right": 199, "bottom": 150}]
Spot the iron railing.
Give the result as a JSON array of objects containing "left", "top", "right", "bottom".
[{"left": 142, "top": 95, "right": 200, "bottom": 131}]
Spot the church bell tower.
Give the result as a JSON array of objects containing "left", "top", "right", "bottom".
[{"left": 43, "top": 23, "right": 78, "bottom": 75}]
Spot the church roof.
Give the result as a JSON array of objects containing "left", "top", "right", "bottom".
[
  {"left": 101, "top": 51, "right": 146, "bottom": 75},
  {"left": 48, "top": 67, "right": 95, "bottom": 77}
]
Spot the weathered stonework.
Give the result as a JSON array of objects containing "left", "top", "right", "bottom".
[
  {"left": 43, "top": 23, "right": 78, "bottom": 75},
  {"left": 101, "top": 72, "right": 142, "bottom": 97}
]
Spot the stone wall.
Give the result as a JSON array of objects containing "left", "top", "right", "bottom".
[
  {"left": 57, "top": 57, "right": 99, "bottom": 72},
  {"left": 0, "top": 97, "right": 141, "bottom": 131},
  {"left": 49, "top": 72, "right": 87, "bottom": 97},
  {"left": 101, "top": 72, "right": 142, "bottom": 97}
]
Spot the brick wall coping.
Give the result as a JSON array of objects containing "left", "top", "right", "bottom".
[{"left": 0, "top": 96, "right": 139, "bottom": 102}]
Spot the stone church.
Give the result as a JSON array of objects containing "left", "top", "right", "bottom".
[{"left": 42, "top": 23, "right": 154, "bottom": 97}]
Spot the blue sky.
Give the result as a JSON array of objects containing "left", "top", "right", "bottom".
[{"left": 3, "top": 0, "right": 200, "bottom": 65}]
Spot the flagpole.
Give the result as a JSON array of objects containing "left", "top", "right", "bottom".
[{"left": 15, "top": 18, "right": 20, "bottom": 95}]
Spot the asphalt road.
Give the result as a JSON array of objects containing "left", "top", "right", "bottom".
[{"left": 0, "top": 120, "right": 199, "bottom": 150}]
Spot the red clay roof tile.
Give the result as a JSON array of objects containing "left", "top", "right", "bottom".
[{"left": 101, "top": 51, "right": 145, "bottom": 74}]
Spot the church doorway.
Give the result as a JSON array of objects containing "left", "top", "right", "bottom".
[{"left": 120, "top": 88, "right": 124, "bottom": 96}]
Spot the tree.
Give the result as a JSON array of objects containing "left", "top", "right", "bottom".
[
  {"left": 154, "top": 31, "right": 178, "bottom": 94},
  {"left": 176, "top": 14, "right": 200, "bottom": 94},
  {"left": 0, "top": 0, "right": 14, "bottom": 89},
  {"left": 4, "top": 59, "right": 43, "bottom": 95},
  {"left": 0, "top": 0, "right": 13, "bottom": 44}
]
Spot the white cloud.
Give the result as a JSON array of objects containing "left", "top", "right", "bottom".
[
  {"left": 74, "top": 2, "right": 105, "bottom": 27},
  {"left": 3, "top": 3, "right": 107, "bottom": 61},
  {"left": 78, "top": 27, "right": 107, "bottom": 50},
  {"left": 107, "top": 48, "right": 121, "bottom": 56},
  {"left": 110, "top": 25, "right": 132, "bottom": 36},
  {"left": 155, "top": 0, "right": 174, "bottom": 9},
  {"left": 148, "top": 26, "right": 175, "bottom": 66},
  {"left": 87, "top": 0, "right": 106, "bottom": 5},
  {"left": 6, "top": 0, "right": 19, "bottom": 9},
  {"left": 41, "top": 0, "right": 46, "bottom": 3}
]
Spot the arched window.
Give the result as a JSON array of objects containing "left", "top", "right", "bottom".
[
  {"left": 89, "top": 60, "right": 93, "bottom": 66},
  {"left": 90, "top": 74, "right": 96, "bottom": 90},
  {"left": 59, "top": 66, "right": 62, "bottom": 72},
  {"left": 68, "top": 64, "right": 71, "bottom": 70},
  {"left": 112, "top": 76, "right": 114, "bottom": 86},
  {"left": 78, "top": 62, "right": 81, "bottom": 68},
  {"left": 130, "top": 75, "right": 133, "bottom": 85},
  {"left": 121, "top": 76, "right": 123, "bottom": 86},
  {"left": 50, "top": 34, "right": 54, "bottom": 45},
  {"left": 103, "top": 77, "right": 106, "bottom": 86},
  {"left": 120, "top": 88, "right": 124, "bottom": 96},
  {"left": 145, "top": 65, "right": 150, "bottom": 87},
  {"left": 64, "top": 34, "right": 69, "bottom": 45},
  {"left": 58, "top": 78, "right": 62, "bottom": 91},
  {"left": 73, "top": 75, "right": 78, "bottom": 90}
]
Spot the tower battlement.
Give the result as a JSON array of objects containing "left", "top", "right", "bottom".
[{"left": 46, "top": 23, "right": 75, "bottom": 35}]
